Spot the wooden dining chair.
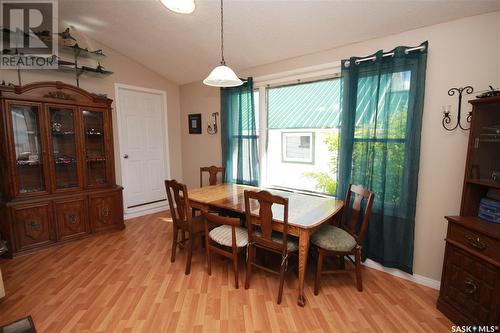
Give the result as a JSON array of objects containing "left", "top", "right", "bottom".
[
  {"left": 202, "top": 211, "right": 249, "bottom": 288},
  {"left": 200, "top": 166, "right": 226, "bottom": 187},
  {"left": 310, "top": 184, "right": 375, "bottom": 294},
  {"left": 244, "top": 190, "right": 298, "bottom": 304},
  {"left": 165, "top": 179, "right": 205, "bottom": 275}
]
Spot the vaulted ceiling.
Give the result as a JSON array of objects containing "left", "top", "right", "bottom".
[{"left": 60, "top": 0, "right": 500, "bottom": 85}]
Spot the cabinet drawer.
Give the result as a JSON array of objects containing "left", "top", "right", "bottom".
[
  {"left": 441, "top": 244, "right": 499, "bottom": 324},
  {"left": 448, "top": 223, "right": 500, "bottom": 262},
  {"left": 89, "top": 191, "right": 123, "bottom": 232},
  {"left": 12, "top": 202, "right": 55, "bottom": 252},
  {"left": 54, "top": 198, "right": 89, "bottom": 241}
]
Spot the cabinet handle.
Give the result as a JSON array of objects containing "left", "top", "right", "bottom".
[
  {"left": 464, "top": 234, "right": 487, "bottom": 251},
  {"left": 68, "top": 213, "right": 77, "bottom": 224},
  {"left": 464, "top": 278, "right": 478, "bottom": 294},
  {"left": 101, "top": 207, "right": 110, "bottom": 217},
  {"left": 30, "top": 221, "right": 41, "bottom": 231}
]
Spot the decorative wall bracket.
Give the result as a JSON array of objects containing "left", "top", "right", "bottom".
[
  {"left": 442, "top": 86, "right": 474, "bottom": 131},
  {"left": 207, "top": 112, "right": 219, "bottom": 135}
]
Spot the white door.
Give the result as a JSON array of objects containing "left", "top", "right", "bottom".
[{"left": 116, "top": 85, "right": 169, "bottom": 211}]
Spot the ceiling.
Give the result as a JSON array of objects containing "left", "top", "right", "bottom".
[{"left": 59, "top": 0, "right": 500, "bottom": 85}]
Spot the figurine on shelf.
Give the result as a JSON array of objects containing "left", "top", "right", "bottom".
[
  {"left": 52, "top": 122, "right": 62, "bottom": 132},
  {"left": 55, "top": 155, "right": 76, "bottom": 165},
  {"left": 477, "top": 86, "right": 500, "bottom": 99},
  {"left": 58, "top": 28, "right": 76, "bottom": 41},
  {"left": 87, "top": 128, "right": 102, "bottom": 135},
  {"left": 82, "top": 63, "right": 113, "bottom": 75},
  {"left": 87, "top": 154, "right": 106, "bottom": 162}
]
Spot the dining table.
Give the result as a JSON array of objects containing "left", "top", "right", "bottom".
[{"left": 188, "top": 183, "right": 344, "bottom": 307}]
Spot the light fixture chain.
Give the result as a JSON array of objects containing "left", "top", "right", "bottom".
[{"left": 220, "top": 0, "right": 225, "bottom": 65}]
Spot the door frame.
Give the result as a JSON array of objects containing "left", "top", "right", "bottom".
[{"left": 114, "top": 83, "right": 170, "bottom": 219}]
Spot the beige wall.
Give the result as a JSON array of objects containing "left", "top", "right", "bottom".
[
  {"left": 0, "top": 38, "right": 183, "bottom": 185},
  {"left": 180, "top": 82, "right": 221, "bottom": 187},
  {"left": 179, "top": 11, "right": 500, "bottom": 281}
]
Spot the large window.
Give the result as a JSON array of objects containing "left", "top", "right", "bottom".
[
  {"left": 264, "top": 78, "right": 341, "bottom": 193},
  {"left": 351, "top": 70, "right": 411, "bottom": 205}
]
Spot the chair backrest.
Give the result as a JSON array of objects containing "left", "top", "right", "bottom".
[
  {"left": 200, "top": 166, "right": 226, "bottom": 187},
  {"left": 244, "top": 190, "right": 289, "bottom": 254},
  {"left": 343, "top": 184, "right": 375, "bottom": 244},
  {"left": 164, "top": 179, "right": 191, "bottom": 231}
]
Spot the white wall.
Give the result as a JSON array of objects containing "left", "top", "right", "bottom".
[{"left": 180, "top": 11, "right": 500, "bottom": 281}]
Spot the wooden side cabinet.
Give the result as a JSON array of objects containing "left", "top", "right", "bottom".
[
  {"left": 0, "top": 82, "right": 125, "bottom": 257},
  {"left": 437, "top": 217, "right": 500, "bottom": 325},
  {"left": 437, "top": 96, "right": 500, "bottom": 325}
]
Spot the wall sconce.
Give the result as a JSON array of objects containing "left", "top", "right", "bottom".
[
  {"left": 207, "top": 112, "right": 219, "bottom": 135},
  {"left": 442, "top": 86, "right": 474, "bottom": 131}
]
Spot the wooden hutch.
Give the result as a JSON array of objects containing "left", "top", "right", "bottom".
[
  {"left": 0, "top": 81, "right": 124, "bottom": 257},
  {"left": 438, "top": 96, "right": 500, "bottom": 325}
]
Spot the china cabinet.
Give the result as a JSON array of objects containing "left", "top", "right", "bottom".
[
  {"left": 437, "top": 96, "right": 500, "bottom": 325},
  {"left": 0, "top": 81, "right": 124, "bottom": 257}
]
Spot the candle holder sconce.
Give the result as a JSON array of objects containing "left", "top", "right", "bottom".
[
  {"left": 442, "top": 86, "right": 474, "bottom": 131},
  {"left": 207, "top": 112, "right": 219, "bottom": 135}
]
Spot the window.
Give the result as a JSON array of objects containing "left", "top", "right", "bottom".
[
  {"left": 351, "top": 70, "right": 411, "bottom": 205},
  {"left": 282, "top": 132, "right": 314, "bottom": 163},
  {"left": 264, "top": 78, "right": 341, "bottom": 193}
]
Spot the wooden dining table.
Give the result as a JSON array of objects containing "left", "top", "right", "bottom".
[{"left": 188, "top": 183, "right": 344, "bottom": 306}]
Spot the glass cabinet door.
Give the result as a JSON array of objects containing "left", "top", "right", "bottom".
[
  {"left": 10, "top": 104, "right": 46, "bottom": 194},
  {"left": 49, "top": 106, "right": 80, "bottom": 190},
  {"left": 83, "top": 110, "right": 107, "bottom": 186}
]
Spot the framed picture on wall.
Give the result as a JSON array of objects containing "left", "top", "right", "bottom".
[{"left": 188, "top": 113, "right": 202, "bottom": 134}]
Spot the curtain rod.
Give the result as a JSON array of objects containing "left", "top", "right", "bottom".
[{"left": 353, "top": 45, "right": 426, "bottom": 65}]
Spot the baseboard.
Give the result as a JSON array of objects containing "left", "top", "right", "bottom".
[
  {"left": 362, "top": 259, "right": 441, "bottom": 290},
  {"left": 124, "top": 202, "right": 168, "bottom": 220}
]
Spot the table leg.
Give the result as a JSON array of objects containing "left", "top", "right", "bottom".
[{"left": 297, "top": 228, "right": 310, "bottom": 307}]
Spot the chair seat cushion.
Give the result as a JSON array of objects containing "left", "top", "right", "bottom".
[
  {"left": 311, "top": 225, "right": 357, "bottom": 252},
  {"left": 209, "top": 225, "right": 249, "bottom": 248},
  {"left": 253, "top": 230, "right": 299, "bottom": 252}
]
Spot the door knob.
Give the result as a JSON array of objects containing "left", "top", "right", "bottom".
[{"left": 123, "top": 154, "right": 129, "bottom": 159}]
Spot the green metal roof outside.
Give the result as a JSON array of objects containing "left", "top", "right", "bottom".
[
  {"left": 268, "top": 79, "right": 341, "bottom": 129},
  {"left": 267, "top": 72, "right": 409, "bottom": 130}
]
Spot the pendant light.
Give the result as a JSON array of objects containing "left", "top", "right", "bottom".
[
  {"left": 203, "top": 0, "right": 243, "bottom": 87},
  {"left": 160, "top": 0, "right": 195, "bottom": 14}
]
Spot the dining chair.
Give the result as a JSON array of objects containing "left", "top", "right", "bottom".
[
  {"left": 164, "top": 179, "right": 205, "bottom": 275},
  {"left": 200, "top": 166, "right": 226, "bottom": 187},
  {"left": 310, "top": 184, "right": 375, "bottom": 294},
  {"left": 202, "top": 211, "right": 249, "bottom": 288},
  {"left": 244, "top": 190, "right": 298, "bottom": 304}
]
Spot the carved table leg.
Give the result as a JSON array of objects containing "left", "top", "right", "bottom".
[{"left": 297, "top": 228, "right": 310, "bottom": 307}]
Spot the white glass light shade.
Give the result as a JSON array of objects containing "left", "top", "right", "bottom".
[
  {"left": 203, "top": 65, "right": 243, "bottom": 87},
  {"left": 160, "top": 0, "right": 195, "bottom": 14}
]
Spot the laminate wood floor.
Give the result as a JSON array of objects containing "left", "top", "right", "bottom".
[{"left": 0, "top": 211, "right": 452, "bottom": 332}]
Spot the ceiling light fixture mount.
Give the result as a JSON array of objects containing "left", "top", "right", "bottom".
[
  {"left": 160, "top": 0, "right": 195, "bottom": 15},
  {"left": 203, "top": 0, "right": 243, "bottom": 88}
]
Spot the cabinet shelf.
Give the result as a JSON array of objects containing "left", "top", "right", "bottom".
[
  {"left": 55, "top": 161, "right": 76, "bottom": 165},
  {"left": 52, "top": 131, "right": 75, "bottom": 136},
  {"left": 466, "top": 179, "right": 500, "bottom": 190},
  {"left": 16, "top": 161, "right": 42, "bottom": 166}
]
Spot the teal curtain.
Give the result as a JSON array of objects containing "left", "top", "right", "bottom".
[
  {"left": 337, "top": 42, "right": 428, "bottom": 273},
  {"left": 221, "top": 77, "right": 259, "bottom": 186}
]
